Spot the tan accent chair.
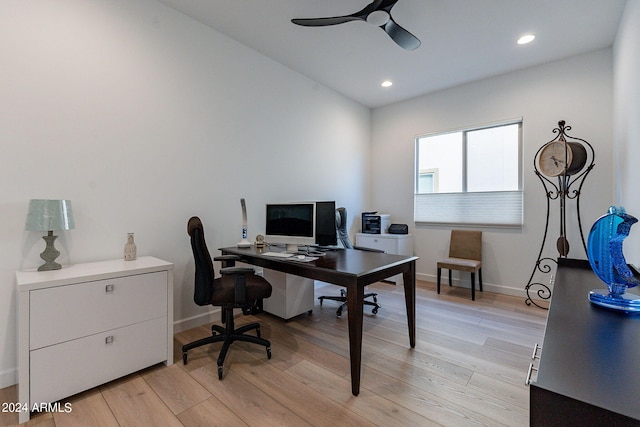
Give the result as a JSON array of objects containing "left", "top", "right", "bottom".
[{"left": 437, "top": 230, "right": 483, "bottom": 300}]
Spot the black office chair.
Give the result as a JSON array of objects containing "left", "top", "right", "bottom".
[
  {"left": 317, "top": 207, "right": 382, "bottom": 317},
  {"left": 182, "top": 216, "right": 272, "bottom": 379}
]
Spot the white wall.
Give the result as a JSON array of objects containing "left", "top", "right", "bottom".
[
  {"left": 614, "top": 0, "right": 640, "bottom": 262},
  {"left": 371, "top": 49, "right": 614, "bottom": 296},
  {"left": 0, "top": 0, "right": 370, "bottom": 387}
]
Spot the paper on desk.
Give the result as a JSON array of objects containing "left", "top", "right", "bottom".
[{"left": 291, "top": 256, "right": 318, "bottom": 262}]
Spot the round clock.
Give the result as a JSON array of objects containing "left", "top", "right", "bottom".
[{"left": 538, "top": 140, "right": 587, "bottom": 177}]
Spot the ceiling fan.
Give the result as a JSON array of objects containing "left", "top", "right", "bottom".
[{"left": 291, "top": 0, "right": 421, "bottom": 51}]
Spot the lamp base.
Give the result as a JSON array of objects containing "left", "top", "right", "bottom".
[
  {"left": 38, "top": 232, "right": 62, "bottom": 271},
  {"left": 237, "top": 239, "right": 251, "bottom": 248}
]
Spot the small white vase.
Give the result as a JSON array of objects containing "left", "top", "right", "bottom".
[{"left": 124, "top": 233, "right": 137, "bottom": 261}]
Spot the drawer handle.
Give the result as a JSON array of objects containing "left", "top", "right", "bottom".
[
  {"left": 531, "top": 342, "right": 541, "bottom": 360},
  {"left": 525, "top": 362, "right": 538, "bottom": 385},
  {"left": 105, "top": 336, "right": 114, "bottom": 345},
  {"left": 105, "top": 284, "right": 115, "bottom": 293}
]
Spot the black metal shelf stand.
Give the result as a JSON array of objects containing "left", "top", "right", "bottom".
[{"left": 525, "top": 120, "right": 595, "bottom": 309}]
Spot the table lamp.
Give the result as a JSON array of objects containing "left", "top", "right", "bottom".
[{"left": 25, "top": 199, "right": 75, "bottom": 271}]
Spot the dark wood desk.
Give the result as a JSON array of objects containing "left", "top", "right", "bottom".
[
  {"left": 220, "top": 246, "right": 418, "bottom": 396},
  {"left": 531, "top": 258, "right": 640, "bottom": 426}
]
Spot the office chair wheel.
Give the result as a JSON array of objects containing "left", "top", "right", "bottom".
[
  {"left": 336, "top": 307, "right": 343, "bottom": 317},
  {"left": 372, "top": 307, "right": 379, "bottom": 315},
  {"left": 266, "top": 347, "right": 272, "bottom": 359},
  {"left": 217, "top": 366, "right": 223, "bottom": 380},
  {"left": 182, "top": 352, "right": 188, "bottom": 365}
]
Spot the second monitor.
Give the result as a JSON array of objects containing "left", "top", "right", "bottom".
[{"left": 265, "top": 201, "right": 337, "bottom": 252}]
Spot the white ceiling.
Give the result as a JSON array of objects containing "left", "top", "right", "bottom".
[{"left": 157, "top": 0, "right": 627, "bottom": 109}]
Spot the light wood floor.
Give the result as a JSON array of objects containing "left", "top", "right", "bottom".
[{"left": 1, "top": 280, "right": 547, "bottom": 427}]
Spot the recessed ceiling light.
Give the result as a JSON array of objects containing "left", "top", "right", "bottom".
[
  {"left": 381, "top": 80, "right": 393, "bottom": 88},
  {"left": 517, "top": 34, "right": 535, "bottom": 45}
]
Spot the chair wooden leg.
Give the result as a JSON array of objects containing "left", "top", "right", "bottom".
[
  {"left": 448, "top": 270, "right": 452, "bottom": 286},
  {"left": 479, "top": 268, "right": 483, "bottom": 292},
  {"left": 437, "top": 267, "right": 441, "bottom": 294},
  {"left": 471, "top": 272, "right": 476, "bottom": 301}
]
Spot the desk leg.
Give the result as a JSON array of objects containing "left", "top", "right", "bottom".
[
  {"left": 403, "top": 262, "right": 416, "bottom": 348},
  {"left": 346, "top": 281, "right": 365, "bottom": 395}
]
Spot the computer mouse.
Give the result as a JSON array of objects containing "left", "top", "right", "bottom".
[{"left": 296, "top": 255, "right": 305, "bottom": 260}]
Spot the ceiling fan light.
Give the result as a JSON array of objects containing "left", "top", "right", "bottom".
[
  {"left": 517, "top": 34, "right": 536, "bottom": 45},
  {"left": 367, "top": 10, "right": 390, "bottom": 27}
]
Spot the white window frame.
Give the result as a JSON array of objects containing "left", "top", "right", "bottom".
[
  {"left": 417, "top": 168, "right": 439, "bottom": 193},
  {"left": 414, "top": 119, "right": 523, "bottom": 228}
]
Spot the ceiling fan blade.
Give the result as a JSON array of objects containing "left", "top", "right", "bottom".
[
  {"left": 293, "top": 1, "right": 420, "bottom": 51},
  {"left": 378, "top": 0, "right": 399, "bottom": 13},
  {"left": 292, "top": 0, "right": 386, "bottom": 27},
  {"left": 359, "top": 0, "right": 386, "bottom": 16},
  {"left": 292, "top": 16, "right": 362, "bottom": 27},
  {"left": 383, "top": 17, "right": 421, "bottom": 50}
]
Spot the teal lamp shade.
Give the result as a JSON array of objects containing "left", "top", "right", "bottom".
[{"left": 25, "top": 199, "right": 75, "bottom": 271}]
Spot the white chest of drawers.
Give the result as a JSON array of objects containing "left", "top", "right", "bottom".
[
  {"left": 355, "top": 233, "right": 414, "bottom": 284},
  {"left": 16, "top": 257, "right": 173, "bottom": 423}
]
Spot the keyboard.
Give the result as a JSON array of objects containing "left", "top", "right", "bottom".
[{"left": 262, "top": 252, "right": 295, "bottom": 258}]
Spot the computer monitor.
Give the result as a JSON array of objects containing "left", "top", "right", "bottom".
[
  {"left": 315, "top": 201, "right": 338, "bottom": 247},
  {"left": 265, "top": 201, "right": 336, "bottom": 252}
]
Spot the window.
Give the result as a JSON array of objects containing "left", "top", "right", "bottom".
[
  {"left": 414, "top": 120, "right": 523, "bottom": 227},
  {"left": 417, "top": 168, "right": 439, "bottom": 193}
]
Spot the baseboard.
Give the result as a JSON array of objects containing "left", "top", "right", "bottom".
[
  {"left": 0, "top": 367, "right": 17, "bottom": 389},
  {"left": 417, "top": 272, "right": 528, "bottom": 299},
  {"left": 172, "top": 308, "right": 221, "bottom": 334}
]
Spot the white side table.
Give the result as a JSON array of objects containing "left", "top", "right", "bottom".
[
  {"left": 355, "top": 233, "right": 414, "bottom": 284},
  {"left": 16, "top": 256, "right": 173, "bottom": 423}
]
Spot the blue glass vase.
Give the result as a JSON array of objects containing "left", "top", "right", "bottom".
[{"left": 587, "top": 206, "right": 640, "bottom": 313}]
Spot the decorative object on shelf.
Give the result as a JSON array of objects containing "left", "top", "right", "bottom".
[
  {"left": 124, "top": 232, "right": 137, "bottom": 261},
  {"left": 255, "top": 234, "right": 266, "bottom": 249},
  {"left": 587, "top": 206, "right": 640, "bottom": 313},
  {"left": 525, "top": 120, "right": 595, "bottom": 309},
  {"left": 25, "top": 199, "right": 75, "bottom": 271}
]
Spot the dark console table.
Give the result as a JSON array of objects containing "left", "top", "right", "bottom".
[{"left": 530, "top": 258, "right": 640, "bottom": 426}]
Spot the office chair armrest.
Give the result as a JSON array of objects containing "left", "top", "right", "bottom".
[
  {"left": 354, "top": 245, "right": 385, "bottom": 253},
  {"left": 220, "top": 267, "right": 255, "bottom": 276},
  {"left": 214, "top": 254, "right": 241, "bottom": 268},
  {"left": 214, "top": 255, "right": 241, "bottom": 262}
]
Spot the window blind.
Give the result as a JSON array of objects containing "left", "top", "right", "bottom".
[{"left": 414, "top": 191, "right": 523, "bottom": 228}]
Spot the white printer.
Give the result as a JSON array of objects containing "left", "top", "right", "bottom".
[{"left": 361, "top": 212, "right": 391, "bottom": 234}]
